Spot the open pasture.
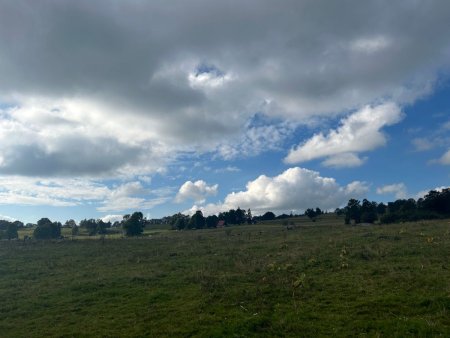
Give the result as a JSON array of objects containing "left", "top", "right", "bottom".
[{"left": 1, "top": 217, "right": 450, "bottom": 337}]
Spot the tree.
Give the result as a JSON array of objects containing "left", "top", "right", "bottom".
[
  {"left": 361, "top": 199, "right": 378, "bottom": 223},
  {"left": 206, "top": 215, "right": 219, "bottom": 228},
  {"left": 235, "top": 207, "right": 246, "bottom": 225},
  {"left": 170, "top": 213, "right": 189, "bottom": 230},
  {"left": 71, "top": 225, "right": 79, "bottom": 237},
  {"left": 34, "top": 218, "right": 61, "bottom": 239},
  {"left": 345, "top": 199, "right": 361, "bottom": 224},
  {"left": 123, "top": 212, "right": 145, "bottom": 236},
  {"left": 6, "top": 222, "right": 18, "bottom": 240},
  {"left": 305, "top": 208, "right": 317, "bottom": 221},
  {"left": 96, "top": 220, "right": 107, "bottom": 235},
  {"left": 247, "top": 209, "right": 253, "bottom": 224},
  {"left": 189, "top": 210, "right": 205, "bottom": 229},
  {"left": 64, "top": 219, "right": 77, "bottom": 228},
  {"left": 174, "top": 217, "right": 187, "bottom": 230},
  {"left": 12, "top": 220, "right": 24, "bottom": 228},
  {"left": 376, "top": 203, "right": 387, "bottom": 215},
  {"left": 261, "top": 211, "right": 275, "bottom": 221},
  {"left": 80, "top": 219, "right": 98, "bottom": 236}
]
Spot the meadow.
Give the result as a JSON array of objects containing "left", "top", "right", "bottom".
[{"left": 1, "top": 215, "right": 450, "bottom": 337}]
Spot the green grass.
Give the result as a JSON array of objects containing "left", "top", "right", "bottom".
[{"left": 1, "top": 217, "right": 450, "bottom": 337}]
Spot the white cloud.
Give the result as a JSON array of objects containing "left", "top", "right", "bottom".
[
  {"left": 376, "top": 183, "right": 408, "bottom": 199},
  {"left": 285, "top": 103, "right": 404, "bottom": 165},
  {"left": 0, "top": 214, "right": 16, "bottom": 222},
  {"left": 185, "top": 167, "right": 368, "bottom": 215},
  {"left": 322, "top": 153, "right": 367, "bottom": 168},
  {"left": 101, "top": 215, "right": 123, "bottom": 224},
  {"left": 175, "top": 180, "right": 218, "bottom": 204}
]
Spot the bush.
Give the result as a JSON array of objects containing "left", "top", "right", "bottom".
[
  {"left": 361, "top": 211, "right": 378, "bottom": 224},
  {"left": 34, "top": 218, "right": 61, "bottom": 239}
]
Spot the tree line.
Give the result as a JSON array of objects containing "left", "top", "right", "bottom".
[
  {"left": 338, "top": 188, "right": 450, "bottom": 224},
  {"left": 1, "top": 188, "right": 449, "bottom": 240}
]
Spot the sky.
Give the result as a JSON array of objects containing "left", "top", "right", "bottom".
[{"left": 0, "top": 0, "right": 449, "bottom": 224}]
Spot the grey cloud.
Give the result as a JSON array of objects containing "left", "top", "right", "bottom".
[
  {"left": 1, "top": 1, "right": 449, "bottom": 114},
  {"left": 0, "top": 0, "right": 450, "bottom": 177},
  {"left": 0, "top": 137, "right": 141, "bottom": 176}
]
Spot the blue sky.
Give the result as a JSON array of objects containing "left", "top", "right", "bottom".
[{"left": 0, "top": 1, "right": 449, "bottom": 224}]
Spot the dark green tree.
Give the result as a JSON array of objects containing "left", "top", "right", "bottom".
[
  {"left": 34, "top": 218, "right": 61, "bottom": 239},
  {"left": 345, "top": 199, "right": 361, "bottom": 224},
  {"left": 235, "top": 207, "right": 246, "bottom": 225},
  {"left": 206, "top": 215, "right": 219, "bottom": 228},
  {"left": 361, "top": 199, "right": 378, "bottom": 223},
  {"left": 305, "top": 208, "right": 317, "bottom": 221},
  {"left": 189, "top": 210, "right": 205, "bottom": 229},
  {"left": 64, "top": 219, "right": 77, "bottom": 228},
  {"left": 123, "top": 212, "right": 145, "bottom": 236},
  {"left": 6, "top": 222, "right": 18, "bottom": 240},
  {"left": 261, "top": 211, "right": 275, "bottom": 221},
  {"left": 80, "top": 219, "right": 98, "bottom": 236}
]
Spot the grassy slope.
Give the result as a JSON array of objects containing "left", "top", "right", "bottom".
[{"left": 1, "top": 215, "right": 450, "bottom": 337}]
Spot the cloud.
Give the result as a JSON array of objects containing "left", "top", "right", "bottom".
[
  {"left": 0, "top": 1, "right": 449, "bottom": 177},
  {"left": 101, "top": 215, "right": 124, "bottom": 224},
  {"left": 376, "top": 183, "right": 408, "bottom": 199},
  {"left": 285, "top": 103, "right": 404, "bottom": 165},
  {"left": 185, "top": 167, "right": 368, "bottom": 215},
  {"left": 322, "top": 153, "right": 367, "bottom": 168},
  {"left": 437, "top": 149, "right": 450, "bottom": 165},
  {"left": 0, "top": 176, "right": 169, "bottom": 212},
  {"left": 412, "top": 137, "right": 434, "bottom": 152},
  {"left": 217, "top": 121, "right": 296, "bottom": 159},
  {"left": 0, "top": 214, "right": 16, "bottom": 222},
  {"left": 214, "top": 166, "right": 241, "bottom": 173},
  {"left": 175, "top": 180, "right": 218, "bottom": 204}
]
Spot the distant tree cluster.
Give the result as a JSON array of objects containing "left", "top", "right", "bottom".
[
  {"left": 341, "top": 189, "right": 450, "bottom": 225},
  {"left": 168, "top": 208, "right": 258, "bottom": 230},
  {"left": 79, "top": 218, "right": 111, "bottom": 236},
  {"left": 33, "top": 218, "right": 62, "bottom": 239},
  {"left": 0, "top": 219, "right": 23, "bottom": 240},
  {"left": 304, "top": 208, "right": 323, "bottom": 221}
]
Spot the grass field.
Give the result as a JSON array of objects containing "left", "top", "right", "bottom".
[{"left": 1, "top": 215, "right": 450, "bottom": 337}]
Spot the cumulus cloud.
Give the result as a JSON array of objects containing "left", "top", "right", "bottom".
[
  {"left": 285, "top": 103, "right": 404, "bottom": 166},
  {"left": 101, "top": 215, "right": 124, "bottom": 224},
  {"left": 185, "top": 167, "right": 368, "bottom": 215},
  {"left": 376, "top": 183, "right": 408, "bottom": 199},
  {"left": 0, "top": 1, "right": 449, "bottom": 177},
  {"left": 175, "top": 180, "right": 218, "bottom": 204}
]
